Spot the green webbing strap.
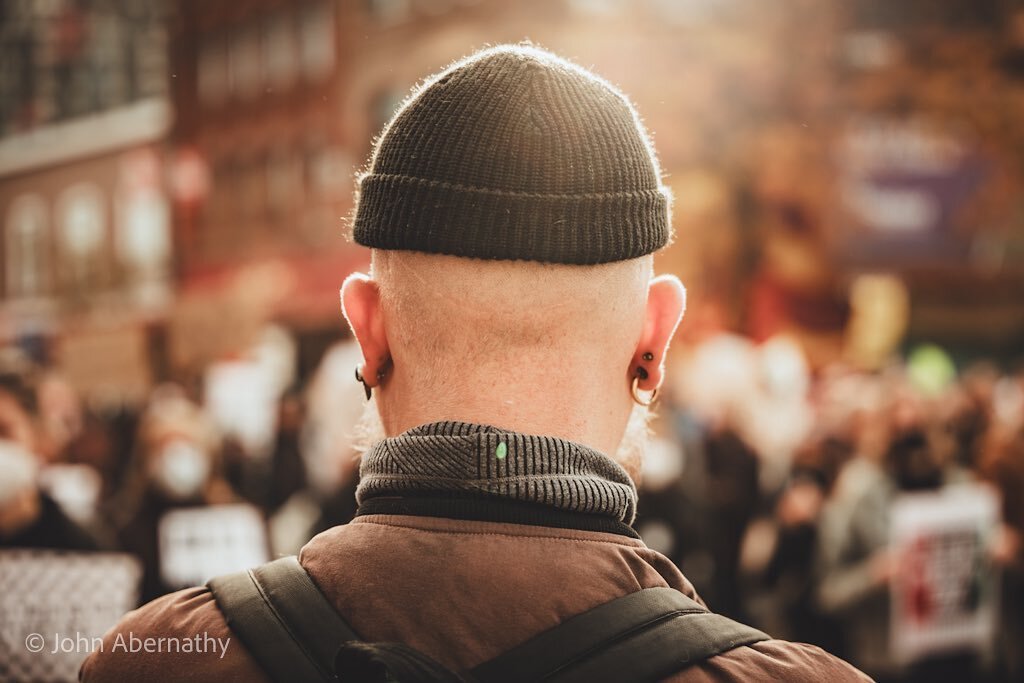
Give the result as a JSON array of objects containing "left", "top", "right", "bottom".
[
  {"left": 470, "top": 587, "right": 770, "bottom": 683},
  {"left": 208, "top": 556, "right": 359, "bottom": 683}
]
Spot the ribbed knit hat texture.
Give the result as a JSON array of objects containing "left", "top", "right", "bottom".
[{"left": 353, "top": 44, "right": 671, "bottom": 264}]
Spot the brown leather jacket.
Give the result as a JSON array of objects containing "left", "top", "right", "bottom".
[{"left": 81, "top": 512, "right": 870, "bottom": 682}]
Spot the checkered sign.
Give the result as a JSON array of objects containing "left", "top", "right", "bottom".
[
  {"left": 889, "top": 484, "right": 1000, "bottom": 664},
  {"left": 158, "top": 503, "right": 268, "bottom": 589},
  {"left": 0, "top": 550, "right": 141, "bottom": 683}
]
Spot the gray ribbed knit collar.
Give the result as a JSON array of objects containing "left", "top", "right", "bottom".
[{"left": 356, "top": 421, "right": 638, "bottom": 524}]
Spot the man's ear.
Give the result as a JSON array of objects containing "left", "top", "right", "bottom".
[
  {"left": 340, "top": 272, "right": 390, "bottom": 388},
  {"left": 631, "top": 275, "right": 686, "bottom": 391}
]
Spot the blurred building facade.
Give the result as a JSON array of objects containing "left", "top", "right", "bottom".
[
  {"left": 3, "top": 0, "right": 1024, "bottom": 400},
  {"left": 169, "top": 0, "right": 1024, "bottom": 376},
  {"left": 165, "top": 0, "right": 570, "bottom": 379},
  {"left": 0, "top": 1, "right": 171, "bottom": 403},
  {"left": 170, "top": 0, "right": 356, "bottom": 329}
]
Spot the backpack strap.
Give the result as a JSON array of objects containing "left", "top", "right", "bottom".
[
  {"left": 210, "top": 558, "right": 770, "bottom": 683},
  {"left": 469, "top": 587, "right": 770, "bottom": 683},
  {"left": 207, "top": 556, "right": 359, "bottom": 683}
]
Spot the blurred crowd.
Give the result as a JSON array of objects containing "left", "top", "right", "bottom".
[
  {"left": 0, "top": 337, "right": 367, "bottom": 601},
  {"left": 1, "top": 331, "right": 1023, "bottom": 683},
  {"left": 644, "top": 336, "right": 1024, "bottom": 683}
]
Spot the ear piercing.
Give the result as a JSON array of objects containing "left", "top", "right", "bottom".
[
  {"left": 632, "top": 352, "right": 659, "bottom": 406},
  {"left": 637, "top": 352, "right": 654, "bottom": 380},
  {"left": 354, "top": 362, "right": 389, "bottom": 401},
  {"left": 354, "top": 366, "right": 372, "bottom": 400}
]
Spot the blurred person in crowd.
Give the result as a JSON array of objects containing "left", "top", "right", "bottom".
[
  {"left": 662, "top": 333, "right": 809, "bottom": 621},
  {"left": 268, "top": 341, "right": 367, "bottom": 556},
  {"left": 815, "top": 386, "right": 983, "bottom": 683},
  {"left": 34, "top": 371, "right": 84, "bottom": 462},
  {"left": 0, "top": 374, "right": 100, "bottom": 551},
  {"left": 111, "top": 387, "right": 238, "bottom": 602},
  {"left": 263, "top": 387, "right": 309, "bottom": 512},
  {"left": 700, "top": 410, "right": 761, "bottom": 621},
  {"left": 0, "top": 373, "right": 37, "bottom": 453},
  {"left": 634, "top": 401, "right": 762, "bottom": 623},
  {"left": 0, "top": 440, "right": 101, "bottom": 551},
  {"left": 755, "top": 432, "right": 854, "bottom": 655},
  {"left": 31, "top": 372, "right": 128, "bottom": 545},
  {"left": 229, "top": 386, "right": 314, "bottom": 552},
  {"left": 976, "top": 373, "right": 1024, "bottom": 682},
  {"left": 64, "top": 412, "right": 132, "bottom": 499},
  {"left": 940, "top": 362, "right": 1003, "bottom": 473},
  {"left": 82, "top": 46, "right": 867, "bottom": 682},
  {"left": 221, "top": 383, "right": 313, "bottom": 517},
  {"left": 631, "top": 418, "right": 694, "bottom": 573}
]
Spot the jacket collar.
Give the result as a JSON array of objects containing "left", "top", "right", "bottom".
[{"left": 356, "top": 421, "right": 638, "bottom": 525}]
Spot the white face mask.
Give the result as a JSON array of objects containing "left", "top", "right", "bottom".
[{"left": 151, "top": 440, "right": 211, "bottom": 500}]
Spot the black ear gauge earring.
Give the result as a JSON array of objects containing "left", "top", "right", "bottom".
[
  {"left": 354, "top": 366, "right": 372, "bottom": 400},
  {"left": 355, "top": 361, "right": 391, "bottom": 400}
]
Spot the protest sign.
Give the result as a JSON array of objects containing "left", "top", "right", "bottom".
[
  {"left": 0, "top": 550, "right": 141, "bottom": 683},
  {"left": 204, "top": 359, "right": 279, "bottom": 457},
  {"left": 158, "top": 504, "right": 268, "bottom": 589},
  {"left": 889, "top": 483, "right": 1000, "bottom": 665}
]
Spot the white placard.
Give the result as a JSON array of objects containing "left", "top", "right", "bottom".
[
  {"left": 0, "top": 550, "right": 141, "bottom": 683},
  {"left": 158, "top": 504, "right": 269, "bottom": 589},
  {"left": 204, "top": 359, "right": 278, "bottom": 457},
  {"left": 889, "top": 484, "right": 1000, "bottom": 665}
]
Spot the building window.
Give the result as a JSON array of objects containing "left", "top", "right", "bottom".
[
  {"left": 299, "top": 1, "right": 336, "bottom": 83},
  {"left": 198, "top": 34, "right": 228, "bottom": 107},
  {"left": 199, "top": 157, "right": 236, "bottom": 258},
  {"left": 4, "top": 193, "right": 50, "bottom": 299},
  {"left": 366, "top": 0, "right": 412, "bottom": 23},
  {"left": 0, "top": 2, "right": 168, "bottom": 133},
  {"left": 115, "top": 150, "right": 171, "bottom": 307},
  {"left": 266, "top": 145, "right": 303, "bottom": 222},
  {"left": 262, "top": 11, "right": 297, "bottom": 92},
  {"left": 228, "top": 24, "right": 263, "bottom": 101},
  {"left": 306, "top": 144, "right": 352, "bottom": 200},
  {"left": 56, "top": 182, "right": 107, "bottom": 295}
]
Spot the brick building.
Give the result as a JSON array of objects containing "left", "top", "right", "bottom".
[{"left": 0, "top": 1, "right": 172, "bottom": 402}]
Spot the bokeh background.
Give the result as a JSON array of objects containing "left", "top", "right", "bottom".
[{"left": 0, "top": 1, "right": 1023, "bottom": 682}]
